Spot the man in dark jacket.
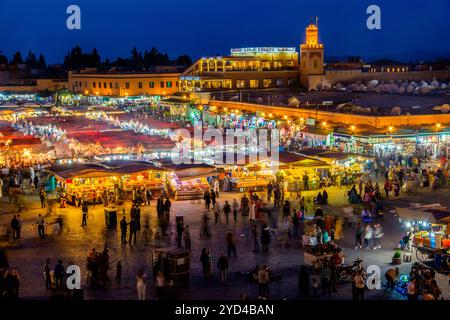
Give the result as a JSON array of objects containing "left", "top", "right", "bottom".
[
  {"left": 217, "top": 253, "right": 229, "bottom": 285},
  {"left": 129, "top": 218, "right": 138, "bottom": 244},
  {"left": 120, "top": 216, "right": 128, "bottom": 244},
  {"left": 54, "top": 260, "right": 66, "bottom": 290},
  {"left": 10, "top": 215, "right": 19, "bottom": 240},
  {"left": 223, "top": 201, "right": 231, "bottom": 224}
]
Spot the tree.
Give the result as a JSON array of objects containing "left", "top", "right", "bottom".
[
  {"left": 130, "top": 46, "right": 143, "bottom": 69},
  {"left": 90, "top": 48, "right": 101, "bottom": 67},
  {"left": 11, "top": 51, "right": 23, "bottom": 64},
  {"left": 25, "top": 50, "right": 38, "bottom": 68},
  {"left": 176, "top": 54, "right": 192, "bottom": 67},
  {"left": 0, "top": 51, "right": 7, "bottom": 65},
  {"left": 37, "top": 54, "right": 47, "bottom": 69}
]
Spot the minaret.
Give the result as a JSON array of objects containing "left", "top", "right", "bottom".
[{"left": 300, "top": 18, "right": 324, "bottom": 77}]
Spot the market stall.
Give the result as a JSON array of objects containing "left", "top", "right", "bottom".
[
  {"left": 276, "top": 152, "right": 330, "bottom": 192},
  {"left": 47, "top": 161, "right": 168, "bottom": 204},
  {"left": 162, "top": 163, "right": 217, "bottom": 200},
  {"left": 395, "top": 206, "right": 450, "bottom": 269}
]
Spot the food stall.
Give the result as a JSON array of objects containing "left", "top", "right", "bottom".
[
  {"left": 101, "top": 161, "right": 167, "bottom": 193},
  {"left": 228, "top": 162, "right": 275, "bottom": 192},
  {"left": 47, "top": 161, "right": 168, "bottom": 204},
  {"left": 298, "top": 149, "right": 372, "bottom": 186},
  {"left": 276, "top": 152, "right": 330, "bottom": 191},
  {"left": 395, "top": 206, "right": 450, "bottom": 268},
  {"left": 162, "top": 163, "right": 217, "bottom": 200}
]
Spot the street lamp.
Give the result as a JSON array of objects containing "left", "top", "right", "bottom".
[{"left": 388, "top": 126, "right": 394, "bottom": 133}]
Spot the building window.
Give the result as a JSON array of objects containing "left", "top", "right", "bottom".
[
  {"left": 103, "top": 82, "right": 106, "bottom": 88},
  {"left": 109, "top": 82, "right": 112, "bottom": 89},
  {"left": 160, "top": 81, "right": 165, "bottom": 88},
  {"left": 98, "top": 82, "right": 101, "bottom": 88},
  {"left": 138, "top": 82, "right": 143, "bottom": 89},
  {"left": 263, "top": 79, "right": 272, "bottom": 88},
  {"left": 236, "top": 80, "right": 245, "bottom": 89},
  {"left": 115, "top": 83, "right": 119, "bottom": 89},
  {"left": 274, "top": 61, "right": 282, "bottom": 69},
  {"left": 250, "top": 80, "right": 259, "bottom": 88},
  {"left": 314, "top": 61, "right": 318, "bottom": 69},
  {"left": 84, "top": 82, "right": 87, "bottom": 87},
  {"left": 125, "top": 82, "right": 130, "bottom": 89},
  {"left": 149, "top": 81, "right": 154, "bottom": 88},
  {"left": 93, "top": 82, "right": 96, "bottom": 88},
  {"left": 176, "top": 81, "right": 178, "bottom": 87},
  {"left": 167, "top": 81, "right": 172, "bottom": 88}
]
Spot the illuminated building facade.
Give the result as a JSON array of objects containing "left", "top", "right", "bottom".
[
  {"left": 68, "top": 70, "right": 180, "bottom": 96},
  {"left": 179, "top": 47, "right": 300, "bottom": 92}
]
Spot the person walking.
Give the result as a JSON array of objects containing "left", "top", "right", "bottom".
[
  {"left": 200, "top": 248, "right": 212, "bottom": 278},
  {"left": 303, "top": 173, "right": 309, "bottom": 191},
  {"left": 146, "top": 188, "right": 152, "bottom": 206},
  {"left": 267, "top": 182, "right": 273, "bottom": 201},
  {"left": 214, "top": 202, "right": 222, "bottom": 224},
  {"left": 37, "top": 214, "right": 45, "bottom": 237},
  {"left": 120, "top": 216, "right": 128, "bottom": 244},
  {"left": 10, "top": 215, "right": 19, "bottom": 240},
  {"left": 164, "top": 197, "right": 171, "bottom": 218},
  {"left": 39, "top": 187, "right": 46, "bottom": 208},
  {"left": 81, "top": 203, "right": 88, "bottom": 227},
  {"left": 354, "top": 223, "right": 363, "bottom": 249},
  {"left": 136, "top": 269, "right": 147, "bottom": 300},
  {"left": 16, "top": 214, "right": 22, "bottom": 240},
  {"left": 5, "top": 269, "right": 20, "bottom": 299},
  {"left": 204, "top": 190, "right": 211, "bottom": 210},
  {"left": 129, "top": 218, "right": 138, "bottom": 244},
  {"left": 232, "top": 199, "right": 239, "bottom": 223},
  {"left": 217, "top": 253, "right": 229, "bottom": 285},
  {"left": 258, "top": 266, "right": 270, "bottom": 298},
  {"left": 373, "top": 224, "right": 384, "bottom": 250},
  {"left": 261, "top": 224, "right": 271, "bottom": 253},
  {"left": 184, "top": 225, "right": 191, "bottom": 251},
  {"left": 54, "top": 260, "right": 66, "bottom": 291},
  {"left": 292, "top": 209, "right": 299, "bottom": 237},
  {"left": 210, "top": 188, "right": 216, "bottom": 208},
  {"left": 353, "top": 270, "right": 365, "bottom": 300},
  {"left": 226, "top": 232, "right": 237, "bottom": 259},
  {"left": 363, "top": 225, "right": 373, "bottom": 250},
  {"left": 155, "top": 270, "right": 165, "bottom": 300},
  {"left": 44, "top": 258, "right": 52, "bottom": 290},
  {"left": 251, "top": 224, "right": 260, "bottom": 253},
  {"left": 223, "top": 200, "right": 231, "bottom": 224}
]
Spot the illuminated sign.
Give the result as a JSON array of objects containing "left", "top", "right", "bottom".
[
  {"left": 180, "top": 76, "right": 200, "bottom": 81},
  {"left": 231, "top": 47, "right": 296, "bottom": 56}
]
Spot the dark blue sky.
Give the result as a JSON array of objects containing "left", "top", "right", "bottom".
[{"left": 0, "top": 0, "right": 449, "bottom": 63}]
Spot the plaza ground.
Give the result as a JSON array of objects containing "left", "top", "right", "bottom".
[{"left": 0, "top": 184, "right": 449, "bottom": 300}]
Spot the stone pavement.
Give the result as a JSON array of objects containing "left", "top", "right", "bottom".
[{"left": 0, "top": 185, "right": 448, "bottom": 300}]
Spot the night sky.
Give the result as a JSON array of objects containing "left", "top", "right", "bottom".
[{"left": 0, "top": 0, "right": 449, "bottom": 63}]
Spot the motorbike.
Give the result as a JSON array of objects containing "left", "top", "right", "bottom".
[{"left": 336, "top": 258, "right": 366, "bottom": 281}]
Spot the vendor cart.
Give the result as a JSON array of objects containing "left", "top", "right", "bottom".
[
  {"left": 395, "top": 206, "right": 450, "bottom": 270},
  {"left": 151, "top": 248, "right": 190, "bottom": 284}
]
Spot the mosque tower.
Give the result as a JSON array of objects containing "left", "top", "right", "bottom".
[{"left": 300, "top": 17, "right": 324, "bottom": 79}]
